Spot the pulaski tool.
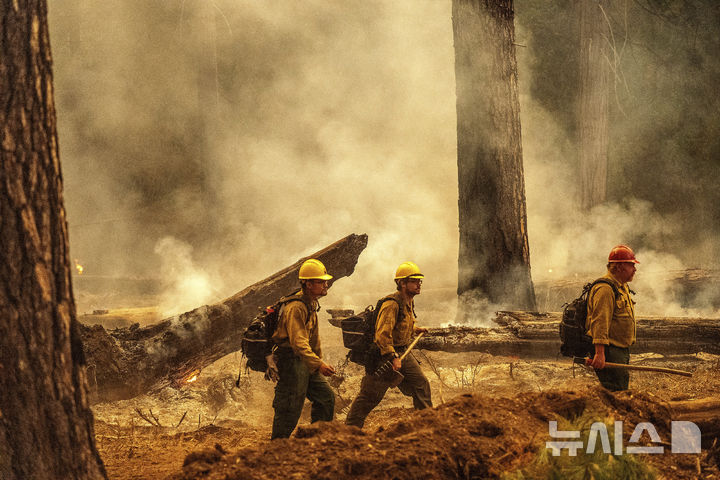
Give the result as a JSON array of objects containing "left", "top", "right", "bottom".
[
  {"left": 374, "top": 332, "right": 426, "bottom": 387},
  {"left": 573, "top": 356, "right": 692, "bottom": 377}
]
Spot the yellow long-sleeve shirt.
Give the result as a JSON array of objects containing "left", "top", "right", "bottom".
[
  {"left": 271, "top": 293, "right": 323, "bottom": 371},
  {"left": 374, "top": 292, "right": 416, "bottom": 356},
  {"left": 585, "top": 272, "right": 636, "bottom": 348}
]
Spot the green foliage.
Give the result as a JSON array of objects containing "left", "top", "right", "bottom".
[{"left": 502, "top": 412, "right": 657, "bottom": 480}]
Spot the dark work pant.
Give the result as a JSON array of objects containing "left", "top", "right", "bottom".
[
  {"left": 345, "top": 353, "right": 432, "bottom": 428},
  {"left": 271, "top": 351, "right": 335, "bottom": 439},
  {"left": 595, "top": 345, "right": 630, "bottom": 391}
]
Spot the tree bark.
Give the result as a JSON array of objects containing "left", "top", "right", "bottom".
[
  {"left": 578, "top": 0, "right": 610, "bottom": 210},
  {"left": 452, "top": 0, "right": 536, "bottom": 316},
  {"left": 0, "top": 1, "right": 106, "bottom": 478},
  {"left": 416, "top": 311, "right": 720, "bottom": 357},
  {"left": 80, "top": 233, "right": 367, "bottom": 403}
]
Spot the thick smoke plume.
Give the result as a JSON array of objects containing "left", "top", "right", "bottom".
[{"left": 49, "top": 1, "right": 720, "bottom": 325}]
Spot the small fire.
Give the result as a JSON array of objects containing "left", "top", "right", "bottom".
[
  {"left": 74, "top": 259, "right": 84, "bottom": 275},
  {"left": 187, "top": 375, "right": 198, "bottom": 383}
]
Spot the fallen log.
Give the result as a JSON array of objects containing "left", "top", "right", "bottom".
[
  {"left": 411, "top": 311, "right": 720, "bottom": 357},
  {"left": 535, "top": 268, "right": 720, "bottom": 312},
  {"left": 669, "top": 398, "right": 720, "bottom": 447},
  {"left": 80, "top": 233, "right": 368, "bottom": 403}
]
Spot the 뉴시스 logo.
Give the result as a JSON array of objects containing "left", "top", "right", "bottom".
[{"left": 546, "top": 420, "right": 701, "bottom": 456}]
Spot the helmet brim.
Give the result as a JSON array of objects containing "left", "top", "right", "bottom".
[
  {"left": 300, "top": 274, "right": 333, "bottom": 280},
  {"left": 395, "top": 273, "right": 425, "bottom": 279}
]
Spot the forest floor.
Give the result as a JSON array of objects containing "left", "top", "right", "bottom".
[{"left": 92, "top": 351, "right": 720, "bottom": 480}]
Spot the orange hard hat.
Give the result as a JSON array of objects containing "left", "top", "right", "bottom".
[{"left": 608, "top": 245, "right": 639, "bottom": 263}]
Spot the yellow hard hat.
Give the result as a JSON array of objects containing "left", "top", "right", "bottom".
[
  {"left": 299, "top": 259, "right": 333, "bottom": 280},
  {"left": 394, "top": 261, "right": 424, "bottom": 280}
]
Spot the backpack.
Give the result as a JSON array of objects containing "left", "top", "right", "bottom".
[
  {"left": 559, "top": 279, "right": 620, "bottom": 358},
  {"left": 241, "top": 294, "right": 309, "bottom": 372},
  {"left": 340, "top": 296, "right": 400, "bottom": 366}
]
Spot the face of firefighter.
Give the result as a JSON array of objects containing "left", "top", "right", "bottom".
[
  {"left": 401, "top": 278, "right": 422, "bottom": 297},
  {"left": 303, "top": 279, "right": 329, "bottom": 299},
  {"left": 615, "top": 262, "right": 637, "bottom": 284}
]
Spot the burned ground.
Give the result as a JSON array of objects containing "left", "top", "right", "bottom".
[{"left": 92, "top": 352, "right": 720, "bottom": 479}]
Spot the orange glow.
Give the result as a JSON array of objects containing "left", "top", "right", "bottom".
[{"left": 74, "top": 259, "right": 84, "bottom": 275}]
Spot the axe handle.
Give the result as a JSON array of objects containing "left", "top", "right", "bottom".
[
  {"left": 573, "top": 356, "right": 692, "bottom": 377},
  {"left": 399, "top": 332, "right": 425, "bottom": 361}
]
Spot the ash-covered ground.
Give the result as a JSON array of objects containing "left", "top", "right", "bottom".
[
  {"left": 91, "top": 344, "right": 720, "bottom": 480},
  {"left": 81, "top": 281, "right": 720, "bottom": 479}
]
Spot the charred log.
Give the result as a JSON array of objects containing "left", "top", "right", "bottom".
[
  {"left": 81, "top": 233, "right": 367, "bottom": 403},
  {"left": 415, "top": 311, "right": 720, "bottom": 357},
  {"left": 535, "top": 268, "right": 720, "bottom": 312}
]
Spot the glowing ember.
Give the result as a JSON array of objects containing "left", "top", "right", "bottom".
[
  {"left": 186, "top": 375, "right": 198, "bottom": 383},
  {"left": 74, "top": 259, "right": 84, "bottom": 275}
]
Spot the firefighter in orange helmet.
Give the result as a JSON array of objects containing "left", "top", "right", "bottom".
[{"left": 586, "top": 245, "right": 639, "bottom": 391}]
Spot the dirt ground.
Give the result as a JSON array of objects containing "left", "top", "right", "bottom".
[{"left": 92, "top": 351, "right": 720, "bottom": 480}]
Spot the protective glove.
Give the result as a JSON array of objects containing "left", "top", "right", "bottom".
[{"left": 264, "top": 353, "right": 280, "bottom": 382}]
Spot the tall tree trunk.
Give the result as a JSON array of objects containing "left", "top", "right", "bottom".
[
  {"left": 0, "top": 1, "right": 106, "bottom": 478},
  {"left": 452, "top": 0, "right": 536, "bottom": 318},
  {"left": 578, "top": 0, "right": 610, "bottom": 210}
]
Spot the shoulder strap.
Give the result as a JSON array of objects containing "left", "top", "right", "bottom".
[
  {"left": 587, "top": 278, "right": 620, "bottom": 301},
  {"left": 277, "top": 296, "right": 315, "bottom": 324},
  {"left": 375, "top": 296, "right": 401, "bottom": 326}
]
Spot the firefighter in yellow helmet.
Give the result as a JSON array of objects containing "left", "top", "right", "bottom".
[
  {"left": 270, "top": 258, "right": 336, "bottom": 439},
  {"left": 345, "top": 261, "right": 432, "bottom": 428}
]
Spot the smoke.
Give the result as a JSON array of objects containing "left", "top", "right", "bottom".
[
  {"left": 516, "top": 0, "right": 720, "bottom": 316},
  {"left": 154, "top": 237, "right": 222, "bottom": 316},
  {"left": 48, "top": 1, "right": 719, "bottom": 324},
  {"left": 49, "top": 0, "right": 460, "bottom": 321}
]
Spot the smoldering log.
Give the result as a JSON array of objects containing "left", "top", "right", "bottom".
[
  {"left": 80, "top": 233, "right": 368, "bottom": 403},
  {"left": 414, "top": 311, "right": 720, "bottom": 357}
]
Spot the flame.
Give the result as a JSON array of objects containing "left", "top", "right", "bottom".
[
  {"left": 187, "top": 375, "right": 198, "bottom": 383},
  {"left": 74, "top": 259, "right": 84, "bottom": 275}
]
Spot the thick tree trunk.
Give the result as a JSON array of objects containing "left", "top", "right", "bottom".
[
  {"left": 416, "top": 311, "right": 720, "bottom": 357},
  {"left": 578, "top": 0, "right": 610, "bottom": 210},
  {"left": 0, "top": 1, "right": 106, "bottom": 478},
  {"left": 452, "top": 0, "right": 536, "bottom": 317},
  {"left": 80, "top": 233, "right": 367, "bottom": 403}
]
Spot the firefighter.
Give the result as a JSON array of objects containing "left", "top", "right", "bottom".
[
  {"left": 270, "top": 258, "right": 336, "bottom": 439},
  {"left": 345, "top": 261, "right": 432, "bottom": 428},
  {"left": 586, "top": 245, "right": 639, "bottom": 391}
]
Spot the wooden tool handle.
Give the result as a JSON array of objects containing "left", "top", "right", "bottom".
[
  {"left": 574, "top": 356, "right": 692, "bottom": 377},
  {"left": 399, "top": 332, "right": 425, "bottom": 361}
]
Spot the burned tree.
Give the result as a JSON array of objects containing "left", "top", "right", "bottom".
[
  {"left": 578, "top": 0, "right": 611, "bottom": 210},
  {"left": 0, "top": 1, "right": 106, "bottom": 478},
  {"left": 80, "top": 234, "right": 368, "bottom": 403},
  {"left": 452, "top": 0, "right": 536, "bottom": 317}
]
